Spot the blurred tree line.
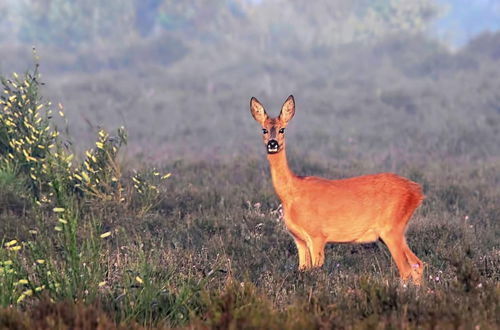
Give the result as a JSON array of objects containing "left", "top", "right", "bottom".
[{"left": 3, "top": 0, "right": 440, "bottom": 49}]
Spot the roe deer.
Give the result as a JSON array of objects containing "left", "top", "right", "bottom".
[{"left": 250, "top": 95, "right": 424, "bottom": 284}]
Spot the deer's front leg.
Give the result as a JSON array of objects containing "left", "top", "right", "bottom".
[{"left": 293, "top": 236, "right": 312, "bottom": 270}]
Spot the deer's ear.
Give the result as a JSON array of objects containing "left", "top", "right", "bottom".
[
  {"left": 279, "top": 95, "right": 295, "bottom": 123},
  {"left": 250, "top": 97, "right": 268, "bottom": 124}
]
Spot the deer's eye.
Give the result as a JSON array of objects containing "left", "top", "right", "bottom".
[
  {"left": 279, "top": 128, "right": 285, "bottom": 134},
  {"left": 262, "top": 129, "right": 268, "bottom": 134}
]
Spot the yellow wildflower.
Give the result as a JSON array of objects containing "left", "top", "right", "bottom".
[
  {"left": 81, "top": 171, "right": 90, "bottom": 182},
  {"left": 4, "top": 240, "right": 17, "bottom": 247},
  {"left": 16, "top": 294, "right": 26, "bottom": 304}
]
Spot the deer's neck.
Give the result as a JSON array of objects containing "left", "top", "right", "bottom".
[{"left": 267, "top": 148, "right": 297, "bottom": 202}]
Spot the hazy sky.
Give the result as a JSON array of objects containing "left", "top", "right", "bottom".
[
  {"left": 436, "top": 0, "right": 500, "bottom": 45},
  {"left": 1, "top": 0, "right": 499, "bottom": 47}
]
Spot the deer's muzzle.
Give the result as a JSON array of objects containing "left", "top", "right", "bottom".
[{"left": 267, "top": 140, "right": 279, "bottom": 154}]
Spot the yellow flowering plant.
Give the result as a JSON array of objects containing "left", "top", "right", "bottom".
[
  {"left": 0, "top": 60, "right": 173, "bottom": 309},
  {"left": 0, "top": 63, "right": 57, "bottom": 198}
]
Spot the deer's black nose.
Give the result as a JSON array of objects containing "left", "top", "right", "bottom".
[{"left": 267, "top": 140, "right": 279, "bottom": 153}]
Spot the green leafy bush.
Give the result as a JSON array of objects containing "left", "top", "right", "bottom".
[{"left": 0, "top": 62, "right": 172, "bottom": 311}]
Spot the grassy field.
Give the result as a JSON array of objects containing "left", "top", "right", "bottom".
[
  {"left": 0, "top": 155, "right": 499, "bottom": 328},
  {"left": 0, "top": 38, "right": 499, "bottom": 328}
]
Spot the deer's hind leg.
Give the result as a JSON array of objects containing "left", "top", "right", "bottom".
[
  {"left": 402, "top": 241, "right": 424, "bottom": 284},
  {"left": 400, "top": 190, "right": 425, "bottom": 284},
  {"left": 380, "top": 230, "right": 413, "bottom": 282}
]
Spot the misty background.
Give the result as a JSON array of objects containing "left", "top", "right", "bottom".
[{"left": 0, "top": 0, "right": 499, "bottom": 169}]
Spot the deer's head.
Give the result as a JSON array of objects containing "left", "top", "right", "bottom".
[{"left": 250, "top": 95, "right": 295, "bottom": 154}]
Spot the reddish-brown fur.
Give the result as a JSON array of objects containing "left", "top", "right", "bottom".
[{"left": 251, "top": 95, "right": 424, "bottom": 284}]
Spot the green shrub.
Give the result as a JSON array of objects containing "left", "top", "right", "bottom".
[{"left": 0, "top": 62, "right": 171, "bottom": 313}]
